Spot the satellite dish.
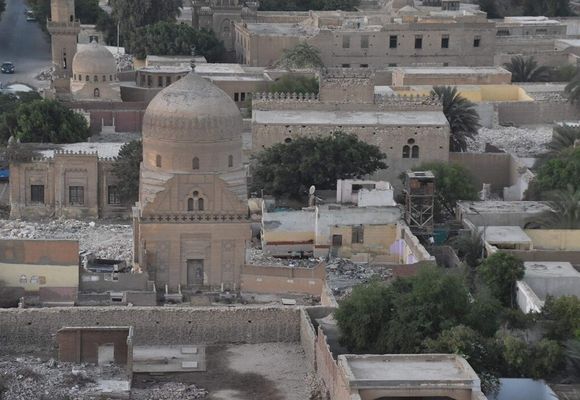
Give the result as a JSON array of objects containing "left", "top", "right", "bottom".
[{"left": 309, "top": 185, "right": 316, "bottom": 195}]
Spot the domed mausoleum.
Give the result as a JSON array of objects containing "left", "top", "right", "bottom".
[
  {"left": 134, "top": 68, "right": 250, "bottom": 292},
  {"left": 70, "top": 40, "right": 121, "bottom": 101}
]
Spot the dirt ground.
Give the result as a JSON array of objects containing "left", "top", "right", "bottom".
[{"left": 133, "top": 343, "right": 318, "bottom": 400}]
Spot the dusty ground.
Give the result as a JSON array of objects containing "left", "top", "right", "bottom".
[{"left": 133, "top": 343, "right": 318, "bottom": 400}]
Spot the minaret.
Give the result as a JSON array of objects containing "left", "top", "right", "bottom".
[{"left": 47, "top": 0, "right": 80, "bottom": 80}]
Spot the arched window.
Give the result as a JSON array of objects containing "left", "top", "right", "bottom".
[
  {"left": 102, "top": 75, "right": 106, "bottom": 82},
  {"left": 187, "top": 198, "right": 194, "bottom": 211},
  {"left": 411, "top": 145, "right": 420, "bottom": 158},
  {"left": 155, "top": 154, "right": 162, "bottom": 168},
  {"left": 93, "top": 88, "right": 100, "bottom": 97},
  {"left": 86, "top": 75, "right": 90, "bottom": 82},
  {"left": 197, "top": 198, "right": 204, "bottom": 211},
  {"left": 94, "top": 75, "right": 98, "bottom": 82},
  {"left": 69, "top": 15, "right": 73, "bottom": 22},
  {"left": 228, "top": 155, "right": 233, "bottom": 168},
  {"left": 192, "top": 157, "right": 199, "bottom": 170},
  {"left": 110, "top": 75, "right": 113, "bottom": 81},
  {"left": 402, "top": 145, "right": 410, "bottom": 158}
]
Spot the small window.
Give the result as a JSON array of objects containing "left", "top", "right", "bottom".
[
  {"left": 166, "top": 76, "right": 172, "bottom": 86},
  {"left": 197, "top": 198, "right": 204, "bottom": 211},
  {"left": 102, "top": 75, "right": 106, "bottom": 82},
  {"left": 388, "top": 63, "right": 397, "bottom": 67},
  {"left": 342, "top": 35, "right": 350, "bottom": 48},
  {"left": 415, "top": 36, "right": 423, "bottom": 49},
  {"left": 19, "top": 275, "right": 27, "bottom": 284},
  {"left": 411, "top": 145, "right": 420, "bottom": 158},
  {"left": 361, "top": 35, "right": 369, "bottom": 49},
  {"left": 228, "top": 155, "right": 233, "bottom": 168},
  {"left": 69, "top": 186, "right": 84, "bottom": 205},
  {"left": 30, "top": 185, "right": 44, "bottom": 204},
  {"left": 473, "top": 35, "right": 481, "bottom": 47},
  {"left": 240, "top": 92, "right": 246, "bottom": 102},
  {"left": 94, "top": 75, "right": 98, "bottom": 82},
  {"left": 402, "top": 145, "right": 410, "bottom": 158},
  {"left": 107, "top": 185, "right": 120, "bottom": 205},
  {"left": 352, "top": 225, "right": 364, "bottom": 244},
  {"left": 30, "top": 276, "right": 39, "bottom": 285},
  {"left": 284, "top": 137, "right": 292, "bottom": 143},
  {"left": 110, "top": 75, "right": 113, "bottom": 81},
  {"left": 407, "top": 138, "right": 415, "bottom": 144},
  {"left": 158, "top": 76, "right": 163, "bottom": 87},
  {"left": 86, "top": 75, "right": 90, "bottom": 82},
  {"left": 441, "top": 35, "right": 449, "bottom": 49},
  {"left": 497, "top": 29, "right": 510, "bottom": 36},
  {"left": 156, "top": 154, "right": 162, "bottom": 168},
  {"left": 360, "top": 63, "right": 369, "bottom": 68},
  {"left": 73, "top": 74, "right": 77, "bottom": 80},
  {"left": 192, "top": 157, "right": 199, "bottom": 170},
  {"left": 187, "top": 198, "right": 194, "bottom": 211},
  {"left": 94, "top": 88, "right": 100, "bottom": 97},
  {"left": 147, "top": 75, "right": 152, "bottom": 87},
  {"left": 234, "top": 92, "right": 239, "bottom": 102},
  {"left": 342, "top": 63, "right": 351, "bottom": 68},
  {"left": 389, "top": 35, "right": 397, "bottom": 49}
]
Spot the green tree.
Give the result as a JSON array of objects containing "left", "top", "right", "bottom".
[
  {"left": 523, "top": 0, "right": 574, "bottom": 16},
  {"left": 536, "top": 185, "right": 580, "bottom": 229},
  {"left": 276, "top": 42, "right": 324, "bottom": 69},
  {"left": 528, "top": 147, "right": 580, "bottom": 197},
  {"left": 411, "top": 162, "right": 478, "bottom": 222},
  {"left": 542, "top": 295, "right": 580, "bottom": 341},
  {"left": 478, "top": 253, "right": 525, "bottom": 307},
  {"left": 501, "top": 335, "right": 563, "bottom": 379},
  {"left": 270, "top": 75, "right": 319, "bottom": 95},
  {"left": 465, "top": 291, "right": 504, "bottom": 337},
  {"left": 547, "top": 124, "right": 580, "bottom": 155},
  {"left": 449, "top": 230, "right": 484, "bottom": 289},
  {"left": 550, "top": 64, "right": 577, "bottom": 82},
  {"left": 251, "top": 132, "right": 386, "bottom": 199},
  {"left": 478, "top": 0, "right": 501, "bottom": 18},
  {"left": 431, "top": 86, "right": 481, "bottom": 152},
  {"left": 128, "top": 22, "right": 225, "bottom": 61},
  {"left": 110, "top": 0, "right": 183, "bottom": 52},
  {"left": 504, "top": 56, "right": 551, "bottom": 82},
  {"left": 112, "top": 140, "right": 143, "bottom": 203},
  {"left": 0, "top": 92, "right": 42, "bottom": 143}
]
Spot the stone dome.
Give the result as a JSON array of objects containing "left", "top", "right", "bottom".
[
  {"left": 72, "top": 41, "right": 116, "bottom": 76},
  {"left": 141, "top": 70, "right": 243, "bottom": 173}
]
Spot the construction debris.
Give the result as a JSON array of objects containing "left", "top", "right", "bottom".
[
  {"left": 470, "top": 125, "right": 552, "bottom": 157},
  {"left": 247, "top": 247, "right": 322, "bottom": 268},
  {"left": 326, "top": 259, "right": 395, "bottom": 299},
  {"left": 132, "top": 383, "right": 208, "bottom": 399}
]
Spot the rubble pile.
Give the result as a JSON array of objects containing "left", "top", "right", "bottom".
[
  {"left": 35, "top": 66, "right": 54, "bottom": 81},
  {"left": 326, "top": 259, "right": 394, "bottom": 298},
  {"left": 133, "top": 383, "right": 208, "bottom": 399},
  {"left": 470, "top": 125, "right": 552, "bottom": 157},
  {"left": 0, "top": 356, "right": 122, "bottom": 400},
  {"left": 247, "top": 247, "right": 322, "bottom": 268},
  {"left": 0, "top": 219, "right": 133, "bottom": 262},
  {"left": 115, "top": 53, "right": 134, "bottom": 72}
]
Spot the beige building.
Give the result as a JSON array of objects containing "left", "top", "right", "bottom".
[
  {"left": 47, "top": 0, "right": 80, "bottom": 93},
  {"left": 70, "top": 41, "right": 121, "bottom": 101},
  {"left": 9, "top": 146, "right": 127, "bottom": 219},
  {"left": 234, "top": 8, "right": 496, "bottom": 68},
  {"left": 133, "top": 68, "right": 251, "bottom": 292},
  {"left": 251, "top": 70, "right": 450, "bottom": 183}
]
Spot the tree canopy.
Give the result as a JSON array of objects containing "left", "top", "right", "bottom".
[
  {"left": 542, "top": 295, "right": 580, "bottom": 341},
  {"left": 126, "top": 22, "right": 225, "bottom": 61},
  {"left": 528, "top": 147, "right": 580, "bottom": 197},
  {"left": 523, "top": 0, "right": 574, "bottom": 16},
  {"left": 478, "top": 253, "right": 525, "bottom": 308},
  {"left": 504, "top": 56, "right": 551, "bottom": 82},
  {"left": 270, "top": 75, "right": 319, "bottom": 94},
  {"left": 431, "top": 86, "right": 480, "bottom": 152},
  {"left": 112, "top": 140, "right": 143, "bottom": 203},
  {"left": 410, "top": 162, "right": 478, "bottom": 222},
  {"left": 547, "top": 124, "right": 580, "bottom": 155},
  {"left": 260, "top": 0, "right": 359, "bottom": 11},
  {"left": 0, "top": 0, "right": 5, "bottom": 17},
  {"left": 535, "top": 185, "right": 580, "bottom": 229},
  {"left": 276, "top": 42, "right": 324, "bottom": 69},
  {"left": 251, "top": 132, "right": 386, "bottom": 199}
]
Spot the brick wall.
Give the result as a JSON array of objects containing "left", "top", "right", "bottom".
[{"left": 0, "top": 306, "right": 301, "bottom": 352}]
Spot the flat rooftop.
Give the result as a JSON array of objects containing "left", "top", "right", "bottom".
[
  {"left": 254, "top": 110, "right": 448, "bottom": 126},
  {"left": 524, "top": 261, "right": 579, "bottom": 279},
  {"left": 244, "top": 23, "right": 319, "bottom": 36},
  {"left": 458, "top": 201, "right": 552, "bottom": 215},
  {"left": 480, "top": 226, "right": 532, "bottom": 244},
  {"left": 500, "top": 16, "right": 562, "bottom": 25},
  {"left": 395, "top": 66, "right": 510, "bottom": 75},
  {"left": 39, "top": 142, "right": 125, "bottom": 159},
  {"left": 339, "top": 354, "right": 479, "bottom": 388}
]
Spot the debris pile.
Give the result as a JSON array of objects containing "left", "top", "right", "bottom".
[
  {"left": 133, "top": 383, "right": 208, "bottom": 399},
  {"left": 247, "top": 247, "right": 322, "bottom": 268},
  {"left": 35, "top": 66, "right": 54, "bottom": 81},
  {"left": 0, "top": 219, "right": 133, "bottom": 262},
  {"left": 470, "top": 125, "right": 552, "bottom": 157},
  {"left": 326, "top": 259, "right": 394, "bottom": 298},
  {"left": 115, "top": 53, "right": 134, "bottom": 72}
]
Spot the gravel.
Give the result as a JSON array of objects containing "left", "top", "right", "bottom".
[
  {"left": 131, "top": 383, "right": 208, "bottom": 399},
  {"left": 470, "top": 125, "right": 553, "bottom": 157},
  {"left": 0, "top": 219, "right": 133, "bottom": 262}
]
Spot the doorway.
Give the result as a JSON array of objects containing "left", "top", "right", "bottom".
[
  {"left": 187, "top": 259, "right": 204, "bottom": 286},
  {"left": 331, "top": 234, "right": 342, "bottom": 257}
]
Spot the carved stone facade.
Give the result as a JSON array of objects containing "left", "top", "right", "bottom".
[
  {"left": 134, "top": 70, "right": 251, "bottom": 291},
  {"left": 9, "top": 151, "right": 127, "bottom": 219}
]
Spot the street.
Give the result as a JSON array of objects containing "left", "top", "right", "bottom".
[{"left": 0, "top": 0, "right": 51, "bottom": 88}]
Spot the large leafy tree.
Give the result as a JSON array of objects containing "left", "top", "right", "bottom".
[
  {"left": 270, "top": 75, "right": 319, "bottom": 94},
  {"left": 431, "top": 86, "right": 480, "bottom": 152},
  {"left": 478, "top": 0, "right": 501, "bottom": 18},
  {"left": 542, "top": 295, "right": 580, "bottom": 341},
  {"left": 504, "top": 56, "right": 551, "bottom": 82},
  {"left": 260, "top": 0, "right": 359, "bottom": 11},
  {"left": 501, "top": 335, "right": 563, "bottom": 379},
  {"left": 411, "top": 162, "right": 478, "bottom": 222},
  {"left": 251, "top": 132, "right": 386, "bottom": 199},
  {"left": 478, "top": 253, "right": 525, "bottom": 308},
  {"left": 112, "top": 140, "right": 143, "bottom": 203},
  {"left": 127, "top": 22, "right": 225, "bottom": 62},
  {"left": 528, "top": 147, "right": 580, "bottom": 197},
  {"left": 276, "top": 42, "right": 324, "bottom": 69},
  {"left": 523, "top": 0, "right": 574, "bottom": 16},
  {"left": 0, "top": 92, "right": 41, "bottom": 143}
]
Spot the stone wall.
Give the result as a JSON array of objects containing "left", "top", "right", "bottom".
[
  {"left": 0, "top": 306, "right": 301, "bottom": 352},
  {"left": 497, "top": 101, "right": 580, "bottom": 126},
  {"left": 240, "top": 263, "right": 325, "bottom": 295}
]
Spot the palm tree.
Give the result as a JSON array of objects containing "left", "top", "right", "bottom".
[
  {"left": 504, "top": 56, "right": 551, "bottom": 82},
  {"left": 547, "top": 124, "right": 580, "bottom": 155},
  {"left": 276, "top": 42, "right": 324, "bottom": 69},
  {"left": 449, "top": 230, "right": 484, "bottom": 290},
  {"left": 565, "top": 73, "right": 580, "bottom": 103},
  {"left": 537, "top": 185, "right": 580, "bottom": 229},
  {"left": 431, "top": 86, "right": 481, "bottom": 152}
]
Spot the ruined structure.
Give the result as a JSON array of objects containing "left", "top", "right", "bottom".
[{"left": 133, "top": 67, "right": 251, "bottom": 291}]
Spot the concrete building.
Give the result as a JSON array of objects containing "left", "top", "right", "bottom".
[
  {"left": 457, "top": 201, "right": 553, "bottom": 228},
  {"left": 0, "top": 239, "right": 79, "bottom": 305},
  {"left": 391, "top": 66, "right": 512, "bottom": 86},
  {"left": 133, "top": 67, "right": 251, "bottom": 292},
  {"left": 251, "top": 69, "right": 450, "bottom": 183},
  {"left": 336, "top": 179, "right": 396, "bottom": 206},
  {"left": 234, "top": 9, "right": 496, "bottom": 68},
  {"left": 70, "top": 41, "right": 121, "bottom": 101}
]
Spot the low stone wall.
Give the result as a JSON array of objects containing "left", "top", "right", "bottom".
[
  {"left": 498, "top": 101, "right": 580, "bottom": 125},
  {"left": 240, "top": 263, "right": 325, "bottom": 296},
  {"left": 0, "top": 306, "right": 301, "bottom": 352}
]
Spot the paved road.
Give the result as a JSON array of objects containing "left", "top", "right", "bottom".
[{"left": 0, "top": 0, "right": 51, "bottom": 88}]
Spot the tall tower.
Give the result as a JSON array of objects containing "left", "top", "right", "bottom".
[{"left": 47, "top": 0, "right": 80, "bottom": 80}]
